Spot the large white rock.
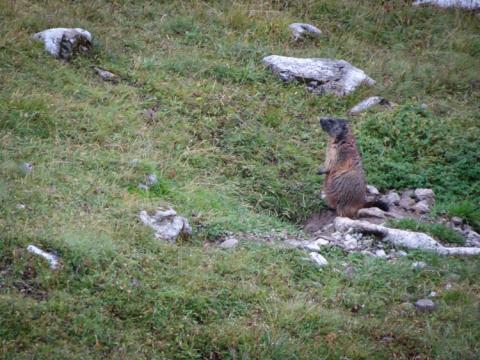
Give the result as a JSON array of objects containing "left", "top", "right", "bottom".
[
  {"left": 33, "top": 28, "right": 92, "bottom": 60},
  {"left": 263, "top": 55, "right": 375, "bottom": 96},
  {"left": 413, "top": 0, "right": 480, "bottom": 9},
  {"left": 139, "top": 208, "right": 192, "bottom": 242},
  {"left": 334, "top": 217, "right": 480, "bottom": 256}
]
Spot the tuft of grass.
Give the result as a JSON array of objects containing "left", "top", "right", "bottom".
[{"left": 389, "top": 219, "right": 466, "bottom": 245}]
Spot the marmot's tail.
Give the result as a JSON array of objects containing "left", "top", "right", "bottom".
[{"left": 364, "top": 200, "right": 389, "bottom": 212}]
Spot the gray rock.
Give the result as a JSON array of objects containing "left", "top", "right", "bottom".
[
  {"left": 138, "top": 183, "right": 149, "bottom": 191},
  {"left": 412, "top": 200, "right": 430, "bottom": 214},
  {"left": 402, "top": 190, "right": 415, "bottom": 198},
  {"left": 414, "top": 188, "right": 435, "bottom": 205},
  {"left": 285, "top": 239, "right": 321, "bottom": 251},
  {"left": 304, "top": 241, "right": 321, "bottom": 252},
  {"left": 414, "top": 299, "right": 436, "bottom": 312},
  {"left": 412, "top": 261, "right": 427, "bottom": 270},
  {"left": 348, "top": 96, "right": 393, "bottom": 115},
  {"left": 94, "top": 67, "right": 119, "bottom": 82},
  {"left": 139, "top": 208, "right": 192, "bottom": 242},
  {"left": 366, "top": 184, "right": 380, "bottom": 196},
  {"left": 33, "top": 28, "right": 92, "bottom": 60},
  {"left": 399, "top": 195, "right": 416, "bottom": 210},
  {"left": 27, "top": 245, "right": 60, "bottom": 270},
  {"left": 314, "top": 238, "right": 330, "bottom": 246},
  {"left": 145, "top": 173, "right": 158, "bottom": 187},
  {"left": 358, "top": 207, "right": 386, "bottom": 219},
  {"left": 397, "top": 250, "right": 408, "bottom": 257},
  {"left": 262, "top": 55, "right": 375, "bottom": 96},
  {"left": 288, "top": 23, "right": 321, "bottom": 41},
  {"left": 375, "top": 249, "right": 387, "bottom": 258},
  {"left": 309, "top": 252, "right": 328, "bottom": 267},
  {"left": 284, "top": 239, "right": 303, "bottom": 248},
  {"left": 18, "top": 162, "right": 33, "bottom": 175},
  {"left": 344, "top": 234, "right": 358, "bottom": 250},
  {"left": 428, "top": 291, "right": 438, "bottom": 298},
  {"left": 451, "top": 216, "right": 463, "bottom": 226},
  {"left": 380, "top": 191, "right": 401, "bottom": 206},
  {"left": 466, "top": 230, "right": 480, "bottom": 247},
  {"left": 219, "top": 237, "right": 239, "bottom": 249},
  {"left": 413, "top": 0, "right": 480, "bottom": 9}
]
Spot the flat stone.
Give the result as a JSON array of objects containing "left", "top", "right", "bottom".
[
  {"left": 348, "top": 96, "right": 393, "bottom": 115},
  {"left": 358, "top": 207, "right": 386, "bottom": 219},
  {"left": 314, "top": 238, "right": 330, "bottom": 246},
  {"left": 94, "top": 67, "right": 119, "bottom": 82},
  {"left": 219, "top": 237, "right": 239, "bottom": 249},
  {"left": 262, "top": 55, "right": 375, "bottom": 96},
  {"left": 288, "top": 23, "right": 321, "bottom": 41},
  {"left": 309, "top": 252, "right": 328, "bottom": 267},
  {"left": 414, "top": 299, "right": 436, "bottom": 312},
  {"left": 413, "top": 0, "right": 480, "bottom": 9}
]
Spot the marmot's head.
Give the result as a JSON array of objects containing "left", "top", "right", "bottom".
[{"left": 320, "top": 118, "right": 349, "bottom": 141}]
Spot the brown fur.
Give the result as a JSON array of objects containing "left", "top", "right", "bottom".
[{"left": 320, "top": 119, "right": 366, "bottom": 218}]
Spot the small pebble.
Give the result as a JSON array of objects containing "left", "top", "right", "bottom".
[
  {"left": 412, "top": 261, "right": 427, "bottom": 270},
  {"left": 309, "top": 252, "right": 328, "bottom": 267},
  {"left": 138, "top": 183, "right": 149, "bottom": 191},
  {"left": 146, "top": 173, "right": 158, "bottom": 187},
  {"left": 415, "top": 299, "right": 436, "bottom": 312}
]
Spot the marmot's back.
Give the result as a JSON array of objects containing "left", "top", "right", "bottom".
[{"left": 319, "top": 118, "right": 366, "bottom": 218}]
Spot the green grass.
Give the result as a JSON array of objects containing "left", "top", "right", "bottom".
[
  {"left": 389, "top": 219, "right": 466, "bottom": 245},
  {"left": 1, "top": 0, "right": 480, "bottom": 358}
]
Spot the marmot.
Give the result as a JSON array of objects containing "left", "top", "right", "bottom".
[{"left": 318, "top": 117, "right": 381, "bottom": 218}]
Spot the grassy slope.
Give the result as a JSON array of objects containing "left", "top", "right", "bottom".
[{"left": 1, "top": 0, "right": 479, "bottom": 358}]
